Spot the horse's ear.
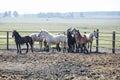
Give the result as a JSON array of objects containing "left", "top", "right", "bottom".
[
  {"left": 73, "top": 28, "right": 75, "bottom": 30},
  {"left": 13, "top": 30, "right": 17, "bottom": 32}
]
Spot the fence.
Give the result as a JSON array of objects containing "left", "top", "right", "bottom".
[
  {"left": 0, "top": 30, "right": 65, "bottom": 50},
  {"left": 0, "top": 30, "right": 120, "bottom": 53},
  {"left": 98, "top": 30, "right": 120, "bottom": 53}
]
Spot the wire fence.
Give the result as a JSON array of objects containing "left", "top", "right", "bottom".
[{"left": 0, "top": 29, "right": 120, "bottom": 53}]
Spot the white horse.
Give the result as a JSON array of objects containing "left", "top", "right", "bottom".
[
  {"left": 29, "top": 33, "right": 43, "bottom": 50},
  {"left": 84, "top": 30, "right": 97, "bottom": 52},
  {"left": 38, "top": 29, "right": 67, "bottom": 53}
]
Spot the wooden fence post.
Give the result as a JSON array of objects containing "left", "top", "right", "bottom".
[
  {"left": 112, "top": 31, "right": 115, "bottom": 53},
  {"left": 7, "top": 31, "right": 9, "bottom": 50},
  {"left": 96, "top": 29, "right": 99, "bottom": 53}
]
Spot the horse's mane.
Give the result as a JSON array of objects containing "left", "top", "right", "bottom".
[
  {"left": 41, "top": 29, "right": 48, "bottom": 32},
  {"left": 77, "top": 30, "right": 82, "bottom": 38},
  {"left": 41, "top": 29, "right": 53, "bottom": 36},
  {"left": 13, "top": 30, "right": 21, "bottom": 38}
]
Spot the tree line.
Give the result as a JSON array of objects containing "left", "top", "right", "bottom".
[{"left": 2, "top": 11, "right": 120, "bottom": 19}]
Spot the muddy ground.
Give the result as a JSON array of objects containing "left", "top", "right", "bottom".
[{"left": 0, "top": 50, "right": 120, "bottom": 80}]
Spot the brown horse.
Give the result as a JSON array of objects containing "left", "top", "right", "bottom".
[{"left": 72, "top": 29, "right": 88, "bottom": 53}]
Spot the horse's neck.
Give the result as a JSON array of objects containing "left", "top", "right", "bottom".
[
  {"left": 15, "top": 33, "right": 21, "bottom": 39},
  {"left": 78, "top": 32, "right": 82, "bottom": 38},
  {"left": 89, "top": 33, "right": 94, "bottom": 38},
  {"left": 45, "top": 32, "right": 54, "bottom": 39}
]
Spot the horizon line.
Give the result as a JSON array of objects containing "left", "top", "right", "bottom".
[{"left": 0, "top": 11, "right": 120, "bottom": 14}]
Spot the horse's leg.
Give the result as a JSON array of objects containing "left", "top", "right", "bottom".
[
  {"left": 56, "top": 43, "right": 60, "bottom": 52},
  {"left": 90, "top": 42, "right": 92, "bottom": 53},
  {"left": 61, "top": 42, "right": 64, "bottom": 53},
  {"left": 72, "top": 43, "right": 75, "bottom": 52},
  {"left": 68, "top": 42, "right": 70, "bottom": 52},
  {"left": 39, "top": 41, "right": 42, "bottom": 51},
  {"left": 30, "top": 42, "right": 33, "bottom": 53},
  {"left": 74, "top": 41, "right": 77, "bottom": 52},
  {"left": 77, "top": 44, "right": 80, "bottom": 53},
  {"left": 82, "top": 44, "right": 85, "bottom": 53},
  {"left": 81, "top": 44, "right": 84, "bottom": 53},
  {"left": 63, "top": 42, "right": 66, "bottom": 53},
  {"left": 77, "top": 43, "right": 81, "bottom": 53},
  {"left": 18, "top": 44, "right": 21, "bottom": 53},
  {"left": 16, "top": 44, "right": 19, "bottom": 53},
  {"left": 87, "top": 42, "right": 89, "bottom": 52},
  {"left": 26, "top": 43, "right": 29, "bottom": 53},
  {"left": 84, "top": 44, "right": 88, "bottom": 53},
  {"left": 32, "top": 40, "right": 34, "bottom": 51},
  {"left": 76, "top": 43, "right": 78, "bottom": 52},
  {"left": 48, "top": 43, "right": 52, "bottom": 53},
  {"left": 65, "top": 42, "right": 68, "bottom": 53}
]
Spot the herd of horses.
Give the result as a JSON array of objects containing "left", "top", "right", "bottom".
[{"left": 12, "top": 28, "right": 97, "bottom": 54}]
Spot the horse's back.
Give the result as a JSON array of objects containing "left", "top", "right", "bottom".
[
  {"left": 85, "top": 33, "right": 93, "bottom": 42},
  {"left": 50, "top": 34, "right": 67, "bottom": 43},
  {"left": 21, "top": 36, "right": 33, "bottom": 43},
  {"left": 57, "top": 34, "right": 67, "bottom": 42}
]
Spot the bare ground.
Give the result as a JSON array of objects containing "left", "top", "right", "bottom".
[{"left": 0, "top": 50, "right": 120, "bottom": 80}]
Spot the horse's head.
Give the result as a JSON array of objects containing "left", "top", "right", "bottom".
[
  {"left": 12, "top": 30, "right": 21, "bottom": 38},
  {"left": 67, "top": 27, "right": 72, "bottom": 32},
  {"left": 93, "top": 30, "right": 97, "bottom": 38},
  {"left": 39, "top": 29, "right": 49, "bottom": 39},
  {"left": 12, "top": 30, "right": 17, "bottom": 38},
  {"left": 73, "top": 29, "right": 82, "bottom": 39},
  {"left": 38, "top": 31, "right": 44, "bottom": 39},
  {"left": 72, "top": 28, "right": 77, "bottom": 35},
  {"left": 76, "top": 30, "right": 82, "bottom": 37}
]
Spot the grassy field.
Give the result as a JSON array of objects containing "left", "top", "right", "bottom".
[
  {"left": 0, "top": 18, "right": 120, "bottom": 51},
  {"left": 0, "top": 17, "right": 120, "bottom": 31}
]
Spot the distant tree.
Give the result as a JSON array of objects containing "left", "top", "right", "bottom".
[
  {"left": 80, "top": 13, "right": 84, "bottom": 18},
  {"left": 8, "top": 11, "right": 11, "bottom": 17},
  {"left": 62, "top": 13, "right": 73, "bottom": 18},
  {"left": 13, "top": 11, "right": 19, "bottom": 17},
  {"left": 37, "top": 13, "right": 46, "bottom": 18},
  {"left": 3, "top": 11, "right": 9, "bottom": 17}
]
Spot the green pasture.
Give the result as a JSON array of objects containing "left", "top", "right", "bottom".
[{"left": 0, "top": 18, "right": 120, "bottom": 50}]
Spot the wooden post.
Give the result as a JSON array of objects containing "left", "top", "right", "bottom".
[
  {"left": 112, "top": 31, "right": 115, "bottom": 53},
  {"left": 96, "top": 29, "right": 99, "bottom": 53},
  {"left": 7, "top": 31, "right": 9, "bottom": 50}
]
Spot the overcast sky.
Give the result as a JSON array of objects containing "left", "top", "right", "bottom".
[{"left": 0, "top": 0, "right": 120, "bottom": 14}]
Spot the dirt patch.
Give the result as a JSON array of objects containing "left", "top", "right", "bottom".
[{"left": 0, "top": 50, "right": 120, "bottom": 80}]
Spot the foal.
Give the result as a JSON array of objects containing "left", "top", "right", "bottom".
[
  {"left": 12, "top": 30, "right": 33, "bottom": 54},
  {"left": 72, "top": 29, "right": 88, "bottom": 53},
  {"left": 84, "top": 30, "right": 97, "bottom": 52}
]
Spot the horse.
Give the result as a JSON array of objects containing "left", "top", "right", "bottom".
[
  {"left": 38, "top": 29, "right": 67, "bottom": 53},
  {"left": 29, "top": 33, "right": 47, "bottom": 50},
  {"left": 84, "top": 30, "right": 97, "bottom": 52},
  {"left": 12, "top": 30, "right": 33, "bottom": 54},
  {"left": 72, "top": 29, "right": 88, "bottom": 53},
  {"left": 67, "top": 28, "right": 76, "bottom": 52}
]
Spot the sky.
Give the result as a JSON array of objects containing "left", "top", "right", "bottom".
[{"left": 0, "top": 0, "right": 120, "bottom": 14}]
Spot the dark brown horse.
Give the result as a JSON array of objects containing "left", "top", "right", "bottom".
[
  {"left": 72, "top": 29, "right": 88, "bottom": 53},
  {"left": 67, "top": 28, "right": 76, "bottom": 52},
  {"left": 12, "top": 30, "right": 33, "bottom": 54}
]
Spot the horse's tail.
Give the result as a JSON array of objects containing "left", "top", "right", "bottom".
[
  {"left": 28, "top": 36, "right": 34, "bottom": 52},
  {"left": 29, "top": 37, "right": 34, "bottom": 46}
]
